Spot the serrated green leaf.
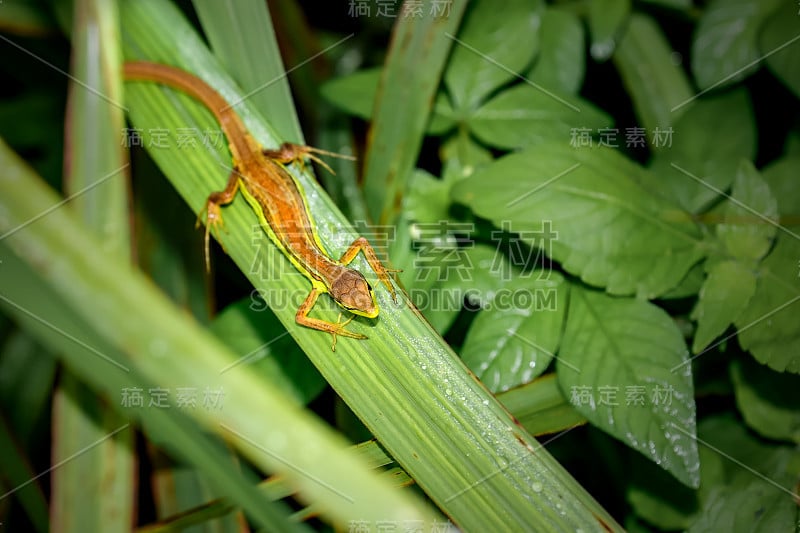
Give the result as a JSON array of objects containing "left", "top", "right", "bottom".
[
  {"left": 691, "top": 260, "right": 756, "bottom": 353},
  {"left": 526, "top": 8, "right": 585, "bottom": 94},
  {"left": 452, "top": 143, "right": 704, "bottom": 298},
  {"left": 735, "top": 233, "right": 800, "bottom": 373},
  {"left": 760, "top": 2, "right": 800, "bottom": 99},
  {"left": 687, "top": 416, "right": 800, "bottom": 532},
  {"left": 588, "top": 0, "right": 631, "bottom": 60},
  {"left": 444, "top": 0, "right": 544, "bottom": 110},
  {"left": 461, "top": 271, "right": 566, "bottom": 392},
  {"left": 209, "top": 299, "right": 326, "bottom": 405},
  {"left": 557, "top": 287, "right": 699, "bottom": 488},
  {"left": 613, "top": 13, "right": 693, "bottom": 141},
  {"left": 718, "top": 160, "right": 778, "bottom": 261},
  {"left": 691, "top": 0, "right": 781, "bottom": 91},
  {"left": 731, "top": 358, "right": 800, "bottom": 443},
  {"left": 649, "top": 89, "right": 756, "bottom": 213},
  {"left": 320, "top": 67, "right": 381, "bottom": 120},
  {"left": 468, "top": 84, "right": 611, "bottom": 150}
]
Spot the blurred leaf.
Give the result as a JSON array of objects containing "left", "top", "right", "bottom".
[
  {"left": 526, "top": 8, "right": 585, "bottom": 94},
  {"left": 717, "top": 161, "right": 778, "bottom": 261},
  {"left": 613, "top": 13, "right": 693, "bottom": 142},
  {"left": 362, "top": 1, "right": 466, "bottom": 226},
  {"left": 762, "top": 155, "right": 800, "bottom": 218},
  {"left": 468, "top": 84, "right": 611, "bottom": 150},
  {"left": 686, "top": 416, "right": 800, "bottom": 532},
  {"left": 496, "top": 374, "right": 586, "bottom": 436},
  {"left": 731, "top": 358, "right": 800, "bottom": 443},
  {"left": 588, "top": 0, "right": 631, "bottom": 60},
  {"left": 193, "top": 0, "right": 303, "bottom": 141},
  {"left": 626, "top": 451, "right": 698, "bottom": 530},
  {"left": 641, "top": 0, "right": 692, "bottom": 7},
  {"left": 0, "top": 2, "right": 56, "bottom": 35},
  {"left": 649, "top": 89, "right": 756, "bottom": 213},
  {"left": 461, "top": 271, "right": 566, "bottom": 392},
  {"left": 691, "top": 260, "right": 756, "bottom": 353},
  {"left": 403, "top": 169, "right": 450, "bottom": 224},
  {"left": 444, "top": 0, "right": 544, "bottom": 110},
  {"left": 0, "top": 415, "right": 49, "bottom": 533},
  {"left": 761, "top": 2, "right": 800, "bottom": 99},
  {"left": 452, "top": 143, "right": 704, "bottom": 298},
  {"left": 557, "top": 287, "right": 699, "bottom": 488},
  {"left": 209, "top": 299, "right": 326, "bottom": 405},
  {"left": 439, "top": 132, "right": 493, "bottom": 181},
  {"left": 53, "top": 0, "right": 135, "bottom": 531},
  {"left": 691, "top": 0, "right": 781, "bottom": 91},
  {"left": 0, "top": 331, "right": 56, "bottom": 443},
  {"left": 320, "top": 67, "right": 381, "bottom": 120}
]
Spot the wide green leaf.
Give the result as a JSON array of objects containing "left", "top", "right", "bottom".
[
  {"left": 691, "top": 0, "right": 781, "bottom": 91},
  {"left": 717, "top": 160, "right": 778, "bottom": 261},
  {"left": 691, "top": 260, "right": 756, "bottom": 353},
  {"left": 452, "top": 143, "right": 704, "bottom": 298},
  {"left": 526, "top": 8, "right": 585, "bottom": 94},
  {"left": 444, "top": 0, "right": 544, "bottom": 111},
  {"left": 649, "top": 89, "right": 756, "bottom": 213},
  {"left": 468, "top": 84, "right": 611, "bottom": 150},
  {"left": 209, "top": 299, "right": 326, "bottom": 405},
  {"left": 613, "top": 13, "right": 693, "bottom": 141},
  {"left": 557, "top": 287, "right": 699, "bottom": 487},
  {"left": 731, "top": 358, "right": 800, "bottom": 443}
]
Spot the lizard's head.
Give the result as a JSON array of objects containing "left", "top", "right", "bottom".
[{"left": 329, "top": 268, "right": 379, "bottom": 318}]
